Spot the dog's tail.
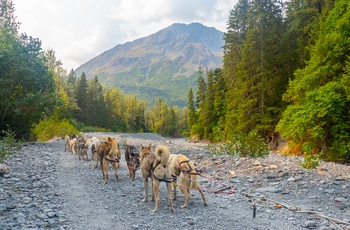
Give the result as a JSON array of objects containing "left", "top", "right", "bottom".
[{"left": 155, "top": 145, "right": 171, "bottom": 167}]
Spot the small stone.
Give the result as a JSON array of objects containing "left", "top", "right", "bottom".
[
  {"left": 0, "top": 164, "right": 10, "bottom": 175},
  {"left": 335, "top": 176, "right": 345, "bottom": 181},
  {"left": 269, "top": 165, "right": 278, "bottom": 169},
  {"left": 256, "top": 165, "right": 263, "bottom": 170},
  {"left": 33, "top": 181, "right": 43, "bottom": 188},
  {"left": 287, "top": 177, "right": 295, "bottom": 182},
  {"left": 305, "top": 220, "right": 317, "bottom": 228},
  {"left": 324, "top": 189, "right": 335, "bottom": 194},
  {"left": 334, "top": 197, "right": 347, "bottom": 202},
  {"left": 253, "top": 160, "right": 261, "bottom": 166}
]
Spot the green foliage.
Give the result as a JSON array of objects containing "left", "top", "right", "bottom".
[
  {"left": 298, "top": 143, "right": 321, "bottom": 169},
  {"left": 31, "top": 118, "right": 79, "bottom": 142},
  {"left": 0, "top": 1, "right": 56, "bottom": 140},
  {"left": 80, "top": 126, "right": 111, "bottom": 133},
  {"left": 209, "top": 126, "right": 269, "bottom": 158},
  {"left": 0, "top": 128, "right": 22, "bottom": 163},
  {"left": 277, "top": 0, "right": 350, "bottom": 161}
]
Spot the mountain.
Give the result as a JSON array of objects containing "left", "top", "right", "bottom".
[{"left": 74, "top": 22, "right": 224, "bottom": 107}]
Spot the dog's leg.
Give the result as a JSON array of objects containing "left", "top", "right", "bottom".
[
  {"left": 173, "top": 184, "right": 177, "bottom": 200},
  {"left": 142, "top": 177, "right": 148, "bottom": 202},
  {"left": 112, "top": 162, "right": 119, "bottom": 182},
  {"left": 179, "top": 186, "right": 190, "bottom": 208},
  {"left": 152, "top": 179, "right": 160, "bottom": 212},
  {"left": 131, "top": 170, "right": 135, "bottom": 181},
  {"left": 167, "top": 182, "right": 174, "bottom": 212},
  {"left": 101, "top": 159, "right": 106, "bottom": 183},
  {"left": 103, "top": 160, "right": 109, "bottom": 184},
  {"left": 150, "top": 177, "right": 155, "bottom": 202},
  {"left": 199, "top": 189, "right": 208, "bottom": 206}
]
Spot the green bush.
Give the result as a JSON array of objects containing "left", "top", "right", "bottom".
[
  {"left": 0, "top": 129, "right": 22, "bottom": 163},
  {"left": 209, "top": 128, "right": 269, "bottom": 158},
  {"left": 298, "top": 143, "right": 321, "bottom": 169},
  {"left": 31, "top": 118, "right": 79, "bottom": 142}
]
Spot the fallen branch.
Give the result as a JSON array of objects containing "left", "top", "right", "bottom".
[{"left": 241, "top": 193, "right": 350, "bottom": 229}]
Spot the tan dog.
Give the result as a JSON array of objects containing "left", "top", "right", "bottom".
[
  {"left": 140, "top": 144, "right": 173, "bottom": 212},
  {"left": 90, "top": 137, "right": 100, "bottom": 168},
  {"left": 168, "top": 154, "right": 208, "bottom": 208},
  {"left": 97, "top": 137, "right": 121, "bottom": 184},
  {"left": 70, "top": 137, "right": 77, "bottom": 155}
]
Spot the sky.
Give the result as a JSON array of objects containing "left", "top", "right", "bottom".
[{"left": 13, "top": 0, "right": 238, "bottom": 71}]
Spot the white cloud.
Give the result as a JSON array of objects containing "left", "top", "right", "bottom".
[{"left": 13, "top": 0, "right": 238, "bottom": 70}]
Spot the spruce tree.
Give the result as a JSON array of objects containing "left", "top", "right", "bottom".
[{"left": 75, "top": 72, "right": 88, "bottom": 124}]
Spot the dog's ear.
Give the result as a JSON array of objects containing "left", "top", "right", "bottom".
[
  {"left": 148, "top": 143, "right": 151, "bottom": 151},
  {"left": 108, "top": 137, "right": 112, "bottom": 142}
]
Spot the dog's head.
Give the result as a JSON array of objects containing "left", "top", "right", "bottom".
[{"left": 140, "top": 143, "right": 152, "bottom": 161}]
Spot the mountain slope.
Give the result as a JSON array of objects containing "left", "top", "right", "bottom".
[{"left": 75, "top": 22, "right": 224, "bottom": 107}]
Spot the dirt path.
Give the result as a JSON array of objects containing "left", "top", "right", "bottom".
[{"left": 1, "top": 132, "right": 349, "bottom": 230}]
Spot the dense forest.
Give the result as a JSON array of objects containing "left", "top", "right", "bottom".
[
  {"left": 189, "top": 0, "right": 350, "bottom": 162},
  {"left": 1, "top": 0, "right": 350, "bottom": 162}
]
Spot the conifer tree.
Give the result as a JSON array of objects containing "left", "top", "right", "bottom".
[
  {"left": 75, "top": 72, "right": 88, "bottom": 124},
  {"left": 187, "top": 87, "right": 196, "bottom": 129},
  {"left": 223, "top": 0, "right": 286, "bottom": 137}
]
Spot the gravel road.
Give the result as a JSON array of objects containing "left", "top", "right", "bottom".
[{"left": 0, "top": 132, "right": 349, "bottom": 230}]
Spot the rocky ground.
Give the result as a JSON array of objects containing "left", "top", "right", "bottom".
[{"left": 0, "top": 132, "right": 349, "bottom": 230}]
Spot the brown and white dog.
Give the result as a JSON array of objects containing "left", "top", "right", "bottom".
[
  {"left": 125, "top": 145, "right": 140, "bottom": 181},
  {"left": 69, "top": 137, "right": 77, "bottom": 155},
  {"left": 97, "top": 137, "right": 121, "bottom": 184},
  {"left": 77, "top": 135, "right": 89, "bottom": 160},
  {"left": 168, "top": 154, "right": 208, "bottom": 208},
  {"left": 140, "top": 144, "right": 173, "bottom": 212}
]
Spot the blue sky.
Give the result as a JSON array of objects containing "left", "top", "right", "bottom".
[{"left": 14, "top": 0, "right": 238, "bottom": 70}]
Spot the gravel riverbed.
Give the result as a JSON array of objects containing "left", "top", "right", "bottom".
[{"left": 0, "top": 132, "right": 349, "bottom": 230}]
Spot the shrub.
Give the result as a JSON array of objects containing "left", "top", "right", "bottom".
[
  {"left": 31, "top": 118, "right": 79, "bottom": 142},
  {"left": 209, "top": 128, "right": 269, "bottom": 158},
  {"left": 0, "top": 129, "right": 22, "bottom": 163},
  {"left": 298, "top": 143, "right": 321, "bottom": 169}
]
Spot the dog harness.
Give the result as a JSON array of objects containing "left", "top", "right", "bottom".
[{"left": 178, "top": 160, "right": 203, "bottom": 175}]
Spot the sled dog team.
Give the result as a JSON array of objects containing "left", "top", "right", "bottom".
[{"left": 64, "top": 134, "right": 208, "bottom": 212}]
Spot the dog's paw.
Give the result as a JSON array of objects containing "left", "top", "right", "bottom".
[
  {"left": 180, "top": 204, "right": 188, "bottom": 208},
  {"left": 204, "top": 202, "right": 208, "bottom": 206},
  {"left": 151, "top": 209, "right": 158, "bottom": 213},
  {"left": 142, "top": 198, "right": 147, "bottom": 202}
]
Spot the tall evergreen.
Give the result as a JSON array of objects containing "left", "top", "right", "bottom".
[
  {"left": 187, "top": 87, "right": 196, "bottom": 129},
  {"left": 196, "top": 67, "right": 207, "bottom": 108},
  {"left": 223, "top": 0, "right": 286, "bottom": 137},
  {"left": 86, "top": 76, "right": 106, "bottom": 127},
  {"left": 75, "top": 72, "right": 88, "bottom": 124},
  {"left": 212, "top": 68, "right": 226, "bottom": 131}
]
